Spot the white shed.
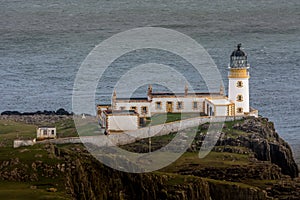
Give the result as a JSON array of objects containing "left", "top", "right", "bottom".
[
  {"left": 102, "top": 110, "right": 139, "bottom": 133},
  {"left": 37, "top": 127, "right": 57, "bottom": 140},
  {"left": 204, "top": 98, "right": 235, "bottom": 116}
]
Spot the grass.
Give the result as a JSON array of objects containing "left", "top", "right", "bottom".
[
  {"left": 55, "top": 118, "right": 77, "bottom": 138},
  {"left": 240, "top": 179, "right": 277, "bottom": 190},
  {"left": 153, "top": 171, "right": 261, "bottom": 190},
  {"left": 0, "top": 181, "right": 69, "bottom": 200},
  {"left": 0, "top": 120, "right": 36, "bottom": 147},
  {"left": 122, "top": 118, "right": 249, "bottom": 154},
  {"left": 203, "top": 177, "right": 258, "bottom": 189},
  {"left": 0, "top": 117, "right": 79, "bottom": 147},
  {"left": 146, "top": 113, "right": 205, "bottom": 126},
  {"left": 160, "top": 151, "right": 251, "bottom": 173},
  {"left": 222, "top": 119, "right": 249, "bottom": 138},
  {"left": 0, "top": 117, "right": 278, "bottom": 199},
  {"left": 57, "top": 117, "right": 104, "bottom": 137},
  {"left": 0, "top": 144, "right": 68, "bottom": 199}
]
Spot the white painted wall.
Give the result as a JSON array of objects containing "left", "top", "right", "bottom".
[
  {"left": 108, "top": 115, "right": 138, "bottom": 131},
  {"left": 215, "top": 106, "right": 228, "bottom": 116},
  {"left": 37, "top": 128, "right": 56, "bottom": 139},
  {"left": 100, "top": 112, "right": 107, "bottom": 128},
  {"left": 228, "top": 78, "right": 249, "bottom": 114},
  {"left": 150, "top": 97, "right": 205, "bottom": 113},
  {"left": 204, "top": 100, "right": 214, "bottom": 116},
  {"left": 116, "top": 102, "right": 151, "bottom": 117}
]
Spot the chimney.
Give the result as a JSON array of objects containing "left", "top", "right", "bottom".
[
  {"left": 185, "top": 84, "right": 188, "bottom": 96},
  {"left": 220, "top": 84, "right": 224, "bottom": 96},
  {"left": 147, "top": 85, "right": 152, "bottom": 101},
  {"left": 112, "top": 90, "right": 117, "bottom": 109}
]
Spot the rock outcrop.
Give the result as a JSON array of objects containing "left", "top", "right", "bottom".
[
  {"left": 0, "top": 116, "right": 299, "bottom": 199},
  {"left": 61, "top": 146, "right": 271, "bottom": 200},
  {"left": 228, "top": 117, "right": 299, "bottom": 178}
]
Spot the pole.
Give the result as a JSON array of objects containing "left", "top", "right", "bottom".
[{"left": 148, "top": 126, "right": 151, "bottom": 153}]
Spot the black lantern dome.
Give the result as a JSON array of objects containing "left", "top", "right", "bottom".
[{"left": 230, "top": 44, "right": 249, "bottom": 68}]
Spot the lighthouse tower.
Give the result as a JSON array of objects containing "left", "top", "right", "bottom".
[{"left": 228, "top": 44, "right": 250, "bottom": 115}]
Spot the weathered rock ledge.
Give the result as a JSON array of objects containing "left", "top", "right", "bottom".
[{"left": 223, "top": 117, "right": 298, "bottom": 178}]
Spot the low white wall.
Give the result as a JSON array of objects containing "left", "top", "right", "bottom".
[
  {"left": 37, "top": 116, "right": 242, "bottom": 147},
  {"left": 37, "top": 137, "right": 82, "bottom": 145},
  {"left": 108, "top": 115, "right": 138, "bottom": 131},
  {"left": 13, "top": 139, "right": 36, "bottom": 148}
]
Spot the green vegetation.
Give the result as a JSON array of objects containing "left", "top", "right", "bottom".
[
  {"left": 0, "top": 120, "right": 36, "bottom": 146},
  {"left": 0, "top": 144, "right": 68, "bottom": 199},
  {"left": 56, "top": 117, "right": 103, "bottom": 137},
  {"left": 55, "top": 118, "right": 77, "bottom": 138},
  {"left": 222, "top": 119, "right": 249, "bottom": 138},
  {"left": 0, "top": 182, "right": 69, "bottom": 200},
  {"left": 204, "top": 177, "right": 257, "bottom": 189},
  {"left": 146, "top": 113, "right": 205, "bottom": 126},
  {"left": 0, "top": 117, "right": 297, "bottom": 199},
  {"left": 160, "top": 151, "right": 251, "bottom": 173}
]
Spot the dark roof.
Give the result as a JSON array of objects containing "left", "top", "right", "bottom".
[
  {"left": 116, "top": 97, "right": 148, "bottom": 100},
  {"left": 116, "top": 97, "right": 149, "bottom": 102},
  {"left": 151, "top": 92, "right": 221, "bottom": 96},
  {"left": 104, "top": 110, "right": 137, "bottom": 115},
  {"left": 231, "top": 43, "right": 246, "bottom": 57}
]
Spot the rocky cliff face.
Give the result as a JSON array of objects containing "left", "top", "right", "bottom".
[
  {"left": 229, "top": 117, "right": 299, "bottom": 178},
  {"left": 0, "top": 116, "right": 299, "bottom": 199},
  {"left": 60, "top": 146, "right": 271, "bottom": 200}
]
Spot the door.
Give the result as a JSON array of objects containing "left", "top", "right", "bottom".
[{"left": 166, "top": 102, "right": 173, "bottom": 113}]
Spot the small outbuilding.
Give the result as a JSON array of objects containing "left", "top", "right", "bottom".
[
  {"left": 100, "top": 110, "right": 139, "bottom": 134},
  {"left": 204, "top": 98, "right": 235, "bottom": 116},
  {"left": 37, "top": 127, "right": 57, "bottom": 140}
]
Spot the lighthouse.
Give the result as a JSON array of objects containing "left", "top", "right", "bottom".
[{"left": 228, "top": 44, "right": 250, "bottom": 115}]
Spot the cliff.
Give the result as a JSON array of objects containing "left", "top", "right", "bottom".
[
  {"left": 60, "top": 145, "right": 272, "bottom": 200},
  {"left": 229, "top": 117, "right": 299, "bottom": 178},
  {"left": 0, "top": 116, "right": 299, "bottom": 199}
]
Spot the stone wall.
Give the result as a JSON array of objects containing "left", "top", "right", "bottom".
[
  {"left": 38, "top": 116, "right": 242, "bottom": 147},
  {"left": 0, "top": 114, "right": 72, "bottom": 125}
]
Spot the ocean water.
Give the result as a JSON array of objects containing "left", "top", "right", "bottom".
[{"left": 1, "top": 0, "right": 299, "bottom": 164}]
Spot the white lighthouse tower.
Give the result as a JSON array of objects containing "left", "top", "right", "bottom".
[{"left": 228, "top": 44, "right": 250, "bottom": 115}]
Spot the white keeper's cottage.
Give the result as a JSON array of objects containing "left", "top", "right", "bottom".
[{"left": 97, "top": 44, "right": 258, "bottom": 133}]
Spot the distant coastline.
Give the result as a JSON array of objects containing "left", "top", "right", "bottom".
[{"left": 0, "top": 108, "right": 72, "bottom": 116}]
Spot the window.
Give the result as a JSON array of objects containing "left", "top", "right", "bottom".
[
  {"left": 156, "top": 102, "right": 162, "bottom": 110},
  {"left": 237, "top": 107, "right": 243, "bottom": 113},
  {"left": 237, "top": 94, "right": 243, "bottom": 102},
  {"left": 130, "top": 106, "right": 137, "bottom": 112},
  {"left": 237, "top": 81, "right": 243, "bottom": 88},
  {"left": 51, "top": 130, "right": 55, "bottom": 135},
  {"left": 193, "top": 101, "right": 198, "bottom": 109},
  {"left": 177, "top": 101, "right": 183, "bottom": 110},
  {"left": 120, "top": 106, "right": 125, "bottom": 110},
  {"left": 141, "top": 106, "right": 148, "bottom": 114},
  {"left": 43, "top": 130, "right": 47, "bottom": 136}
]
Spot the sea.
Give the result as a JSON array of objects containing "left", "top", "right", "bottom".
[{"left": 0, "top": 0, "right": 299, "bottom": 165}]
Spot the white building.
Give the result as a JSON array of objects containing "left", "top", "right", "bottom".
[
  {"left": 97, "top": 44, "right": 258, "bottom": 133},
  {"left": 99, "top": 109, "right": 139, "bottom": 133},
  {"left": 36, "top": 127, "right": 57, "bottom": 140}
]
